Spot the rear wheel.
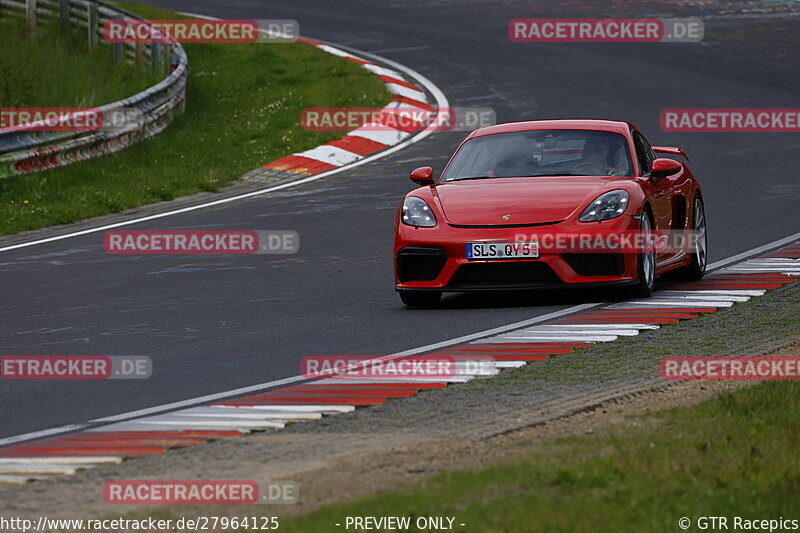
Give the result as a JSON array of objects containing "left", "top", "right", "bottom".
[
  {"left": 399, "top": 290, "right": 442, "bottom": 308},
  {"left": 628, "top": 209, "right": 656, "bottom": 298},
  {"left": 670, "top": 196, "right": 707, "bottom": 281}
]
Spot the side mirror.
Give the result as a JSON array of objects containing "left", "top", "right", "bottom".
[
  {"left": 650, "top": 158, "right": 682, "bottom": 180},
  {"left": 410, "top": 166, "right": 434, "bottom": 186}
]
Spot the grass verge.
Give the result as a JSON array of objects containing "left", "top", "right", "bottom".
[
  {"left": 281, "top": 380, "right": 799, "bottom": 533},
  {"left": 0, "top": 16, "right": 158, "bottom": 107},
  {"left": 0, "top": 3, "right": 389, "bottom": 235}
]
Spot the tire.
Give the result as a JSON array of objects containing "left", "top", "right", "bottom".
[
  {"left": 628, "top": 208, "right": 656, "bottom": 298},
  {"left": 399, "top": 290, "right": 442, "bottom": 308},
  {"left": 670, "top": 195, "right": 707, "bottom": 281}
]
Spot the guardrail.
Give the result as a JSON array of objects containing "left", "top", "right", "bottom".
[{"left": 0, "top": 0, "right": 188, "bottom": 178}]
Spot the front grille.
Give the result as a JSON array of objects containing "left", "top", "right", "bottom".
[
  {"left": 447, "top": 261, "right": 560, "bottom": 289},
  {"left": 563, "top": 253, "right": 625, "bottom": 277},
  {"left": 447, "top": 220, "right": 564, "bottom": 229},
  {"left": 397, "top": 247, "right": 447, "bottom": 282}
]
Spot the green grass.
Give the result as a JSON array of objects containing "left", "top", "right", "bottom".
[
  {"left": 281, "top": 382, "right": 800, "bottom": 532},
  {"left": 0, "top": 16, "right": 158, "bottom": 108},
  {"left": 0, "top": 3, "right": 389, "bottom": 235}
]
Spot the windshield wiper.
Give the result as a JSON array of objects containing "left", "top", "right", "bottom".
[
  {"left": 447, "top": 173, "right": 588, "bottom": 181},
  {"left": 527, "top": 173, "right": 587, "bottom": 177},
  {"left": 445, "top": 176, "right": 493, "bottom": 182}
]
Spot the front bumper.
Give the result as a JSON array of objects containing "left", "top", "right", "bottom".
[{"left": 394, "top": 217, "right": 640, "bottom": 292}]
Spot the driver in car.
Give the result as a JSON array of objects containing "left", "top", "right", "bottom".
[{"left": 576, "top": 138, "right": 628, "bottom": 176}]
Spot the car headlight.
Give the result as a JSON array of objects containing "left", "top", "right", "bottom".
[
  {"left": 579, "top": 190, "right": 629, "bottom": 222},
  {"left": 402, "top": 197, "right": 437, "bottom": 227}
]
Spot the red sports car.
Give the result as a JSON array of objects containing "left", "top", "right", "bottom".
[{"left": 393, "top": 119, "right": 707, "bottom": 307}]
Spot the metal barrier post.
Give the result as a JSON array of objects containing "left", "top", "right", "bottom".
[
  {"left": 151, "top": 41, "right": 162, "bottom": 75},
  {"left": 87, "top": 2, "right": 98, "bottom": 50},
  {"left": 135, "top": 41, "right": 145, "bottom": 67},
  {"left": 25, "top": 0, "right": 36, "bottom": 33},
  {"left": 59, "top": 0, "right": 69, "bottom": 30},
  {"left": 111, "top": 16, "right": 123, "bottom": 64},
  {"left": 112, "top": 41, "right": 123, "bottom": 63},
  {"left": 164, "top": 42, "right": 173, "bottom": 72}
]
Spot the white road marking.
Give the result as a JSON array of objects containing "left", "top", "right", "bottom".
[
  {"left": 722, "top": 267, "right": 800, "bottom": 273},
  {"left": 176, "top": 407, "right": 322, "bottom": 420},
  {"left": 151, "top": 411, "right": 297, "bottom": 421},
  {"left": 91, "top": 421, "right": 252, "bottom": 433},
  {"left": 740, "top": 259, "right": 799, "bottom": 263},
  {"left": 479, "top": 334, "right": 617, "bottom": 343},
  {"left": 526, "top": 324, "right": 659, "bottom": 331},
  {"left": 362, "top": 63, "right": 404, "bottom": 78},
  {"left": 295, "top": 145, "right": 362, "bottom": 166},
  {"left": 130, "top": 416, "right": 286, "bottom": 429},
  {"left": 493, "top": 361, "right": 527, "bottom": 368},
  {"left": 517, "top": 327, "right": 640, "bottom": 336},
  {"left": 659, "top": 290, "right": 766, "bottom": 297},
  {"left": 0, "top": 456, "right": 122, "bottom": 464},
  {"left": 316, "top": 44, "right": 361, "bottom": 59},
  {"left": 207, "top": 405, "right": 354, "bottom": 413},
  {"left": 728, "top": 259, "right": 800, "bottom": 268},
  {"left": 348, "top": 126, "right": 411, "bottom": 145},
  {"left": 386, "top": 83, "right": 427, "bottom": 101},
  {"left": 0, "top": 464, "right": 94, "bottom": 475},
  {"left": 651, "top": 294, "right": 750, "bottom": 302},
  {"left": 548, "top": 322, "right": 663, "bottom": 328},
  {"left": 607, "top": 300, "right": 734, "bottom": 308}
]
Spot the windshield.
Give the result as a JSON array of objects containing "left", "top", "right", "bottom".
[{"left": 441, "top": 129, "right": 634, "bottom": 182}]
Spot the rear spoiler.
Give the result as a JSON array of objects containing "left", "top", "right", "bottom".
[{"left": 652, "top": 146, "right": 689, "bottom": 161}]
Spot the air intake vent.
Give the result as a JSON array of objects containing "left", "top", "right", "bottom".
[{"left": 397, "top": 248, "right": 447, "bottom": 282}]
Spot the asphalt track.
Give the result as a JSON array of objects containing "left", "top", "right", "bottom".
[{"left": 1, "top": 0, "right": 799, "bottom": 438}]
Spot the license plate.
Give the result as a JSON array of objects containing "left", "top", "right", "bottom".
[{"left": 466, "top": 241, "right": 539, "bottom": 259}]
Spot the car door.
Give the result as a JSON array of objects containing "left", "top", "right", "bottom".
[{"left": 633, "top": 130, "right": 676, "bottom": 260}]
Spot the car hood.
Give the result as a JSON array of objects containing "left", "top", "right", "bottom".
[{"left": 434, "top": 176, "right": 622, "bottom": 226}]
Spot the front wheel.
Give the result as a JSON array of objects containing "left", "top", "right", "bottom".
[
  {"left": 628, "top": 209, "right": 656, "bottom": 298},
  {"left": 399, "top": 290, "right": 442, "bottom": 308}
]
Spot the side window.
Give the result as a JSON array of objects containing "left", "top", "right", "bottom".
[{"left": 632, "top": 131, "right": 656, "bottom": 175}]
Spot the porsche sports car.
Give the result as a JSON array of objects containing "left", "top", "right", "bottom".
[{"left": 393, "top": 119, "right": 707, "bottom": 307}]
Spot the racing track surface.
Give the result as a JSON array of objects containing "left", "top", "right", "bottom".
[{"left": 1, "top": 0, "right": 799, "bottom": 439}]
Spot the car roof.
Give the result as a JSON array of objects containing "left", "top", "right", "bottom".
[{"left": 468, "top": 119, "right": 632, "bottom": 139}]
